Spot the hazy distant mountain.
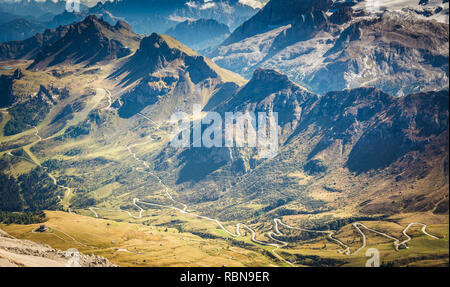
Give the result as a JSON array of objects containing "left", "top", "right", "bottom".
[
  {"left": 0, "top": 0, "right": 67, "bottom": 18},
  {"left": 0, "top": 18, "right": 47, "bottom": 42},
  {"left": 0, "top": 26, "right": 69, "bottom": 60},
  {"left": 0, "top": 15, "right": 140, "bottom": 66},
  {"left": 165, "top": 19, "right": 230, "bottom": 50},
  {"left": 46, "top": 10, "right": 86, "bottom": 29},
  {"left": 0, "top": 1, "right": 91, "bottom": 42},
  {"left": 29, "top": 15, "right": 140, "bottom": 70},
  {"left": 0, "top": 10, "right": 22, "bottom": 24},
  {"left": 0, "top": 0, "right": 261, "bottom": 42},
  {"left": 169, "top": 0, "right": 262, "bottom": 30},
  {"left": 87, "top": 0, "right": 260, "bottom": 34}
]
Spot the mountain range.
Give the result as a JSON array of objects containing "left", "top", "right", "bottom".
[
  {"left": 210, "top": 0, "right": 449, "bottom": 95},
  {"left": 1, "top": 14, "right": 446, "bottom": 217},
  {"left": 0, "top": 1, "right": 448, "bottom": 267},
  {"left": 165, "top": 19, "right": 230, "bottom": 51}
]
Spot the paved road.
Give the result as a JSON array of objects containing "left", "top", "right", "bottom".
[
  {"left": 399, "top": 223, "right": 439, "bottom": 247},
  {"left": 7, "top": 126, "right": 73, "bottom": 209},
  {"left": 274, "top": 219, "right": 351, "bottom": 255},
  {"left": 87, "top": 111, "right": 442, "bottom": 265},
  {"left": 95, "top": 113, "right": 297, "bottom": 266},
  {"left": 352, "top": 222, "right": 439, "bottom": 254}
]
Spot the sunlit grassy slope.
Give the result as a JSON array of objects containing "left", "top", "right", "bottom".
[
  {"left": 1, "top": 211, "right": 279, "bottom": 267},
  {"left": 0, "top": 40, "right": 448, "bottom": 267}
]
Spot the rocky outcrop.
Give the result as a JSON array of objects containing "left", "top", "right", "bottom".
[
  {"left": 0, "top": 228, "right": 116, "bottom": 267},
  {"left": 212, "top": 7, "right": 449, "bottom": 96},
  {"left": 217, "top": 68, "right": 318, "bottom": 133},
  {"left": 0, "top": 74, "right": 15, "bottom": 108},
  {"left": 28, "top": 15, "right": 140, "bottom": 70},
  {"left": 329, "top": 6, "right": 354, "bottom": 25},
  {"left": 114, "top": 33, "right": 244, "bottom": 119}
]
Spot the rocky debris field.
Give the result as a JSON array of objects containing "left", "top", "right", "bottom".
[{"left": 0, "top": 228, "right": 116, "bottom": 267}]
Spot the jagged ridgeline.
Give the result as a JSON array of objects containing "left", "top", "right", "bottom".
[
  {"left": 0, "top": 0, "right": 261, "bottom": 48},
  {"left": 112, "top": 32, "right": 246, "bottom": 119}
]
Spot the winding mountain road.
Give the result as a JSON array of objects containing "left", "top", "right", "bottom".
[
  {"left": 87, "top": 111, "right": 442, "bottom": 266},
  {"left": 274, "top": 219, "right": 351, "bottom": 255},
  {"left": 352, "top": 222, "right": 439, "bottom": 254},
  {"left": 6, "top": 126, "right": 73, "bottom": 209},
  {"left": 89, "top": 112, "right": 354, "bottom": 266},
  {"left": 4, "top": 86, "right": 440, "bottom": 265},
  {"left": 399, "top": 223, "right": 439, "bottom": 247}
]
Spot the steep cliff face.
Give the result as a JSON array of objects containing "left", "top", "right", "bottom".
[
  {"left": 0, "top": 72, "right": 17, "bottom": 108},
  {"left": 345, "top": 90, "right": 449, "bottom": 173},
  {"left": 306, "top": 15, "right": 449, "bottom": 95},
  {"left": 212, "top": 0, "right": 449, "bottom": 96},
  {"left": 223, "top": 0, "right": 333, "bottom": 45},
  {"left": 0, "top": 228, "right": 116, "bottom": 267}
]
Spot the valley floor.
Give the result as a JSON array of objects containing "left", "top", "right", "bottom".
[
  {"left": 0, "top": 45, "right": 448, "bottom": 267},
  {"left": 1, "top": 211, "right": 448, "bottom": 267}
]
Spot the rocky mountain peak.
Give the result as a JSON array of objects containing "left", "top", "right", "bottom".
[
  {"left": 217, "top": 68, "right": 316, "bottom": 129},
  {"left": 250, "top": 68, "right": 291, "bottom": 86},
  {"left": 83, "top": 14, "right": 102, "bottom": 24},
  {"left": 232, "top": 68, "right": 310, "bottom": 105},
  {"left": 223, "top": 0, "right": 333, "bottom": 45},
  {"left": 114, "top": 32, "right": 245, "bottom": 118},
  {"left": 68, "top": 15, "right": 129, "bottom": 38},
  {"left": 28, "top": 15, "right": 140, "bottom": 70},
  {"left": 114, "top": 20, "right": 133, "bottom": 32},
  {"left": 116, "top": 32, "right": 200, "bottom": 78},
  {"left": 140, "top": 33, "right": 197, "bottom": 55}
]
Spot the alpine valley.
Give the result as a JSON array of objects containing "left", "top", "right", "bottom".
[{"left": 0, "top": 0, "right": 448, "bottom": 267}]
